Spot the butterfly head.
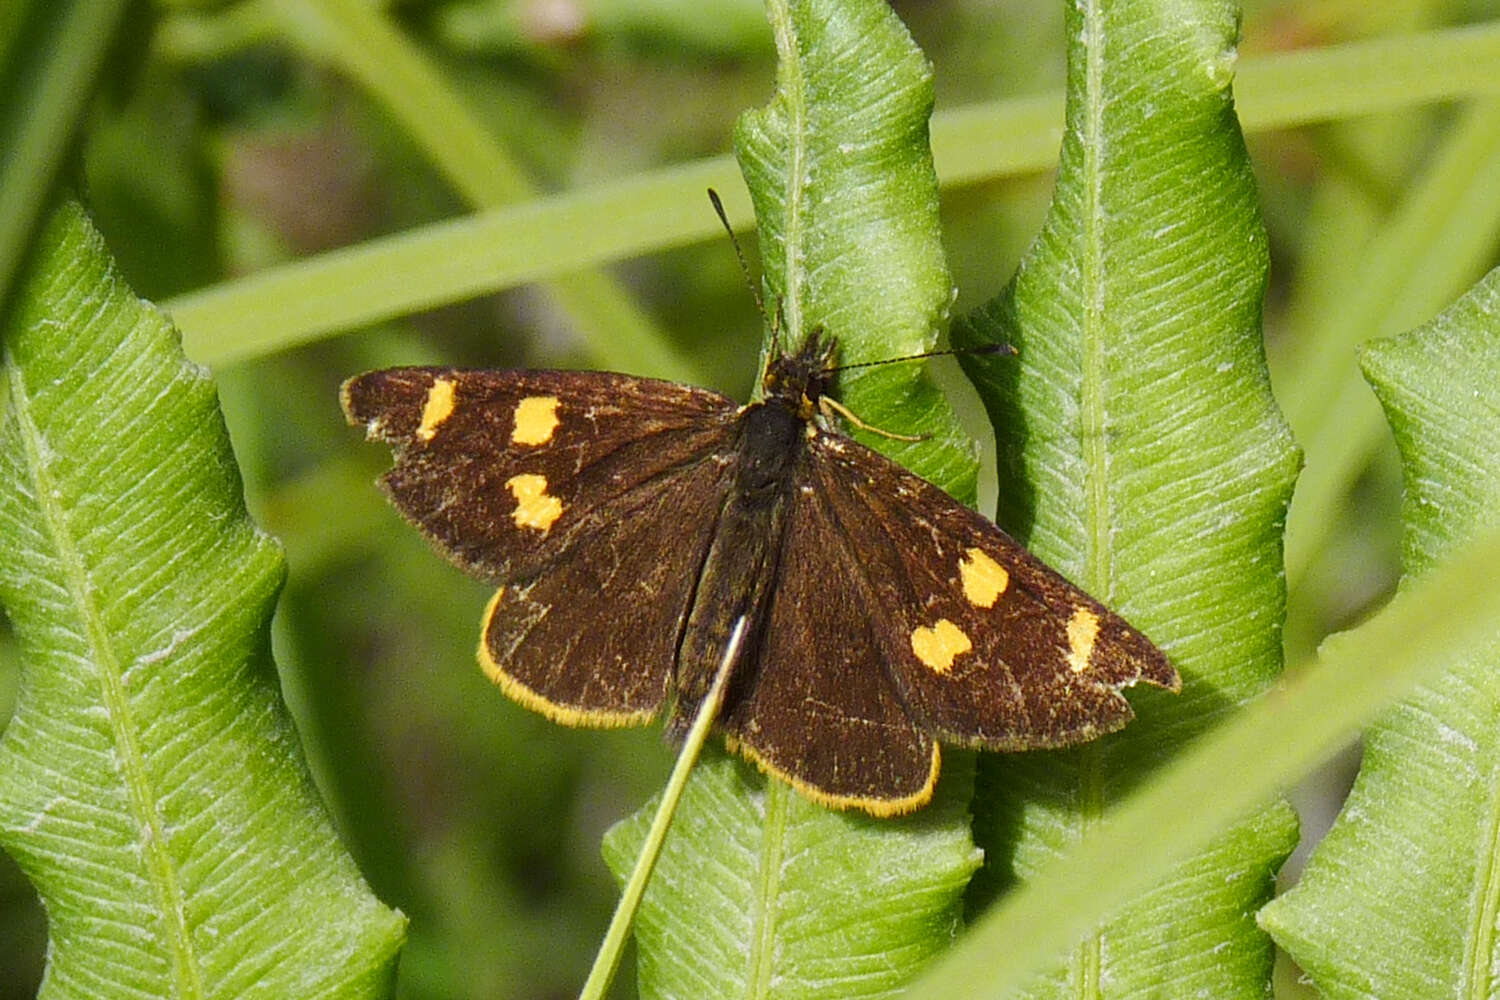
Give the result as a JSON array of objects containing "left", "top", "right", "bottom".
[{"left": 762, "top": 332, "right": 839, "bottom": 420}]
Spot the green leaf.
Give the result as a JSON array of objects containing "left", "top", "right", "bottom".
[
  {"left": 0, "top": 200, "right": 405, "bottom": 997},
  {"left": 1259, "top": 264, "right": 1500, "bottom": 998},
  {"left": 0, "top": 0, "right": 129, "bottom": 316},
  {"left": 604, "top": 747, "right": 980, "bottom": 999},
  {"left": 604, "top": 1, "right": 982, "bottom": 996},
  {"left": 734, "top": 0, "right": 973, "bottom": 497},
  {"left": 951, "top": 0, "right": 1298, "bottom": 994}
]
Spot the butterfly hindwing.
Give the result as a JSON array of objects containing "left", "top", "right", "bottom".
[
  {"left": 717, "top": 474, "right": 939, "bottom": 815},
  {"left": 345, "top": 339, "right": 1180, "bottom": 815},
  {"left": 342, "top": 366, "right": 740, "bottom": 724},
  {"left": 479, "top": 451, "right": 734, "bottom": 725},
  {"left": 801, "top": 429, "right": 1179, "bottom": 751}
]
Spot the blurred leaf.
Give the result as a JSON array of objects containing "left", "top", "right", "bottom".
[
  {"left": 952, "top": 0, "right": 1298, "bottom": 993},
  {"left": 604, "top": 1, "right": 981, "bottom": 996},
  {"left": 1260, "top": 264, "right": 1500, "bottom": 998},
  {"left": 159, "top": 22, "right": 1500, "bottom": 371},
  {"left": 82, "top": 71, "right": 223, "bottom": 301},
  {"left": 1231, "top": 19, "right": 1500, "bottom": 130},
  {"left": 0, "top": 200, "right": 405, "bottom": 997},
  {"left": 167, "top": 163, "right": 739, "bottom": 372},
  {"left": 438, "top": 0, "right": 772, "bottom": 58},
  {"left": 0, "top": 0, "right": 129, "bottom": 318},
  {"left": 1278, "top": 100, "right": 1500, "bottom": 598},
  {"left": 260, "top": 0, "right": 700, "bottom": 384}
]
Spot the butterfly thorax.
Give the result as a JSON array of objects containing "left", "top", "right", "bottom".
[{"left": 760, "top": 334, "right": 838, "bottom": 421}]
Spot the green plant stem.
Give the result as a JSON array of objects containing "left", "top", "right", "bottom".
[
  {"left": 577, "top": 617, "right": 747, "bottom": 1000},
  {"left": 1235, "top": 19, "right": 1500, "bottom": 130},
  {"left": 168, "top": 160, "right": 743, "bottom": 369}
]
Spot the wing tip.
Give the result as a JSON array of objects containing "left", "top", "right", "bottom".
[
  {"left": 340, "top": 367, "right": 452, "bottom": 442},
  {"left": 1118, "top": 653, "right": 1180, "bottom": 695},
  {"left": 1116, "top": 631, "right": 1182, "bottom": 695}
]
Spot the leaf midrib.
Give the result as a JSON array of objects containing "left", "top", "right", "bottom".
[
  {"left": 748, "top": 783, "right": 792, "bottom": 998},
  {"left": 1462, "top": 746, "right": 1500, "bottom": 997},
  {"left": 1073, "top": 0, "right": 1110, "bottom": 993},
  {"left": 4, "top": 347, "right": 204, "bottom": 998},
  {"left": 767, "top": 0, "right": 809, "bottom": 345}
]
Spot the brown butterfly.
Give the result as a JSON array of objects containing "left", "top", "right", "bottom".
[{"left": 342, "top": 333, "right": 1178, "bottom": 815}]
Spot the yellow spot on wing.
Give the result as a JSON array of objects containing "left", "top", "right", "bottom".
[
  {"left": 476, "top": 589, "right": 653, "bottom": 727},
  {"left": 416, "top": 378, "right": 456, "bottom": 440},
  {"left": 1066, "top": 607, "right": 1101, "bottom": 673},
  {"left": 910, "top": 619, "right": 972, "bottom": 674},
  {"left": 959, "top": 547, "right": 1009, "bottom": 608},
  {"left": 512, "top": 395, "right": 560, "bottom": 446},
  {"left": 506, "top": 473, "right": 563, "bottom": 533}
]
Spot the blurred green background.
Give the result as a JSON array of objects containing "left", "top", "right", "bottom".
[{"left": 4, "top": 0, "right": 1500, "bottom": 997}]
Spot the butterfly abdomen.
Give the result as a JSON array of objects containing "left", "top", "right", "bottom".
[{"left": 673, "top": 398, "right": 808, "bottom": 717}]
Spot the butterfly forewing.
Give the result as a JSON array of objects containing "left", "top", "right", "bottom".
[
  {"left": 478, "top": 453, "right": 734, "bottom": 725},
  {"left": 342, "top": 367, "right": 738, "bottom": 581},
  {"left": 802, "top": 429, "right": 1178, "bottom": 750}
]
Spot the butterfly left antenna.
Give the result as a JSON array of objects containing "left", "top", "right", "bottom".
[
  {"left": 708, "top": 188, "right": 783, "bottom": 360},
  {"left": 708, "top": 189, "right": 763, "bottom": 317}
]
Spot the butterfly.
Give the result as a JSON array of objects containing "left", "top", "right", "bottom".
[{"left": 341, "top": 332, "right": 1178, "bottom": 816}]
